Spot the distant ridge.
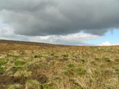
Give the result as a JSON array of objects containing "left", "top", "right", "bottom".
[
  {"left": 0, "top": 39, "right": 119, "bottom": 47},
  {"left": 0, "top": 39, "right": 70, "bottom": 47}
]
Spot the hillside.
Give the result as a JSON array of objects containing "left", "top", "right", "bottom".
[
  {"left": 0, "top": 39, "right": 70, "bottom": 47},
  {"left": 0, "top": 40, "right": 119, "bottom": 89}
]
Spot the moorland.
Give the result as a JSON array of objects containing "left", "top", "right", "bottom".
[{"left": 0, "top": 40, "right": 119, "bottom": 89}]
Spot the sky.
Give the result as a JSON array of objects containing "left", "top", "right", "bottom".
[{"left": 0, "top": 0, "right": 119, "bottom": 46}]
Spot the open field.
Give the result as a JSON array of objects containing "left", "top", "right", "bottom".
[{"left": 0, "top": 40, "right": 119, "bottom": 89}]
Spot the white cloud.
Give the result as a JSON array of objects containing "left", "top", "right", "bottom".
[
  {"left": 100, "top": 41, "right": 111, "bottom": 46},
  {"left": 100, "top": 41, "right": 119, "bottom": 46},
  {"left": 0, "top": 25, "right": 14, "bottom": 37},
  {"left": 0, "top": 25, "right": 101, "bottom": 45},
  {"left": 28, "top": 33, "right": 101, "bottom": 45}
]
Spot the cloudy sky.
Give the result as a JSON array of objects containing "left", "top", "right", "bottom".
[{"left": 0, "top": 0, "right": 119, "bottom": 46}]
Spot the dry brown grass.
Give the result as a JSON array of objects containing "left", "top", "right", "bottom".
[{"left": 0, "top": 40, "right": 119, "bottom": 89}]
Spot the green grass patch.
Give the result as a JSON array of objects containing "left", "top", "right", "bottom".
[
  {"left": 0, "top": 58, "right": 6, "bottom": 62},
  {"left": 0, "top": 62, "right": 7, "bottom": 66},
  {"left": 80, "top": 59, "right": 85, "bottom": 63},
  {"left": 12, "top": 66, "right": 23, "bottom": 70},
  {"left": 67, "top": 64, "right": 75, "bottom": 68},
  {"left": 0, "top": 67, "right": 4, "bottom": 71},
  {"left": 116, "top": 71, "right": 119, "bottom": 75},
  {"left": 62, "top": 54, "right": 69, "bottom": 58},
  {"left": 15, "top": 61, "right": 26, "bottom": 66},
  {"left": 34, "top": 54, "right": 43, "bottom": 58},
  {"left": 104, "top": 58, "right": 111, "bottom": 62},
  {"left": 42, "top": 82, "right": 56, "bottom": 89}
]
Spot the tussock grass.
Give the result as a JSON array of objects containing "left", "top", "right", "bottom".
[{"left": 0, "top": 41, "right": 119, "bottom": 89}]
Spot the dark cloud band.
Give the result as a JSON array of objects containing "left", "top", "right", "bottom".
[{"left": 0, "top": 0, "right": 119, "bottom": 36}]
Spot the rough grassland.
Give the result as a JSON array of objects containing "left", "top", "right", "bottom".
[{"left": 0, "top": 40, "right": 119, "bottom": 89}]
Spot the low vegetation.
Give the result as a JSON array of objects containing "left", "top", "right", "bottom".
[{"left": 0, "top": 40, "right": 119, "bottom": 89}]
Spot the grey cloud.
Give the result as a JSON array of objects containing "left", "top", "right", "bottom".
[
  {"left": 0, "top": 0, "right": 56, "bottom": 12},
  {"left": 0, "top": 25, "right": 100, "bottom": 45},
  {"left": 0, "top": 25, "right": 29, "bottom": 41},
  {"left": 0, "top": 0, "right": 119, "bottom": 36}
]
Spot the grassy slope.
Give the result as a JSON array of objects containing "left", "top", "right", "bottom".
[{"left": 0, "top": 40, "right": 119, "bottom": 89}]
